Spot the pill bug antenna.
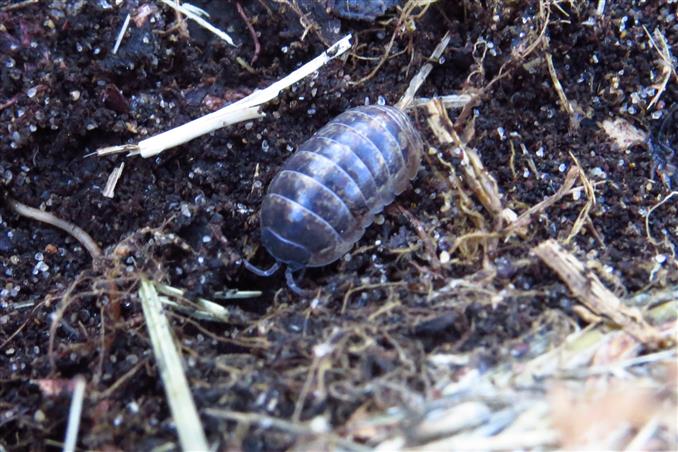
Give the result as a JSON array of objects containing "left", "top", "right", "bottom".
[
  {"left": 656, "top": 104, "right": 677, "bottom": 142},
  {"left": 243, "top": 260, "right": 281, "bottom": 277},
  {"left": 285, "top": 267, "right": 316, "bottom": 297},
  {"left": 648, "top": 104, "right": 677, "bottom": 188}
]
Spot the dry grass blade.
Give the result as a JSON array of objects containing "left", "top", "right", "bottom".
[
  {"left": 644, "top": 191, "right": 678, "bottom": 246},
  {"left": 644, "top": 26, "right": 676, "bottom": 110},
  {"left": 205, "top": 408, "right": 370, "bottom": 452},
  {"left": 545, "top": 52, "right": 575, "bottom": 126},
  {"left": 134, "top": 106, "right": 261, "bottom": 158},
  {"left": 155, "top": 282, "right": 258, "bottom": 323},
  {"left": 102, "top": 162, "right": 125, "bottom": 199},
  {"left": 565, "top": 153, "right": 599, "bottom": 244},
  {"left": 139, "top": 279, "right": 208, "bottom": 451},
  {"left": 533, "top": 240, "right": 664, "bottom": 347},
  {"left": 63, "top": 376, "right": 86, "bottom": 452},
  {"left": 397, "top": 30, "right": 451, "bottom": 110},
  {"left": 409, "top": 94, "right": 472, "bottom": 109},
  {"left": 596, "top": 0, "right": 606, "bottom": 15},
  {"left": 95, "top": 34, "right": 352, "bottom": 159},
  {"left": 112, "top": 13, "right": 131, "bottom": 55},
  {"left": 158, "top": 0, "right": 235, "bottom": 46}
]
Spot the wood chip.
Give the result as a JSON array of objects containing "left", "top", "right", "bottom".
[{"left": 102, "top": 162, "right": 125, "bottom": 198}]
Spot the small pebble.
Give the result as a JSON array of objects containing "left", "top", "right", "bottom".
[{"left": 439, "top": 250, "right": 450, "bottom": 264}]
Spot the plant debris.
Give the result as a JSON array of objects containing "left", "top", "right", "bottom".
[{"left": 0, "top": 0, "right": 676, "bottom": 450}]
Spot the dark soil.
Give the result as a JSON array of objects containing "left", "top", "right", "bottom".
[{"left": 1, "top": 0, "right": 676, "bottom": 450}]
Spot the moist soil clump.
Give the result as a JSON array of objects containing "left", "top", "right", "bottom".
[{"left": 1, "top": 1, "right": 676, "bottom": 450}]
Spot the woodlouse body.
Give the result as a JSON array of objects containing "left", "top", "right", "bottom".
[
  {"left": 328, "top": 0, "right": 401, "bottom": 21},
  {"left": 260, "top": 105, "right": 423, "bottom": 270}
]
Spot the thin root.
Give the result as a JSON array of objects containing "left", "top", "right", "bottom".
[
  {"left": 6, "top": 197, "right": 101, "bottom": 259},
  {"left": 236, "top": 2, "right": 261, "bottom": 65}
]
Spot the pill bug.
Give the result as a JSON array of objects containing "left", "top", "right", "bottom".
[
  {"left": 328, "top": 0, "right": 401, "bottom": 22},
  {"left": 245, "top": 105, "right": 424, "bottom": 293}
]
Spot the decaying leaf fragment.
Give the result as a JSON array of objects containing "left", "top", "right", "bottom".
[{"left": 601, "top": 118, "right": 648, "bottom": 151}]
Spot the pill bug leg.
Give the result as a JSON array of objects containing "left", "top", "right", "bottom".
[
  {"left": 285, "top": 267, "right": 317, "bottom": 297},
  {"left": 649, "top": 105, "right": 677, "bottom": 189},
  {"left": 243, "top": 260, "right": 281, "bottom": 277},
  {"left": 244, "top": 259, "right": 316, "bottom": 297}
]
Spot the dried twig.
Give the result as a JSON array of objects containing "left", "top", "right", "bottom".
[
  {"left": 155, "top": 282, "right": 258, "bottom": 324},
  {"left": 96, "top": 358, "right": 148, "bottom": 400},
  {"left": 273, "top": 0, "right": 325, "bottom": 43},
  {"left": 353, "top": 0, "right": 437, "bottom": 86},
  {"left": 644, "top": 191, "right": 678, "bottom": 246},
  {"left": 533, "top": 240, "right": 664, "bottom": 347},
  {"left": 409, "top": 94, "right": 472, "bottom": 109},
  {"left": 397, "top": 30, "right": 451, "bottom": 110},
  {"left": 644, "top": 27, "right": 676, "bottom": 110},
  {"left": 504, "top": 166, "right": 579, "bottom": 236},
  {"left": 425, "top": 100, "right": 505, "bottom": 221},
  {"left": 545, "top": 52, "right": 576, "bottom": 128},
  {"left": 48, "top": 274, "right": 85, "bottom": 370},
  {"left": 565, "top": 153, "right": 598, "bottom": 244}
]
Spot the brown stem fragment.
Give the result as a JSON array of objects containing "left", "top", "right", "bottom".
[
  {"left": 425, "top": 99, "right": 507, "bottom": 223},
  {"left": 504, "top": 166, "right": 579, "bottom": 236},
  {"left": 533, "top": 239, "right": 665, "bottom": 348}
]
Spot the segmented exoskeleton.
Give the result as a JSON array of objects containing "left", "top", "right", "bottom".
[{"left": 245, "top": 105, "right": 424, "bottom": 293}]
